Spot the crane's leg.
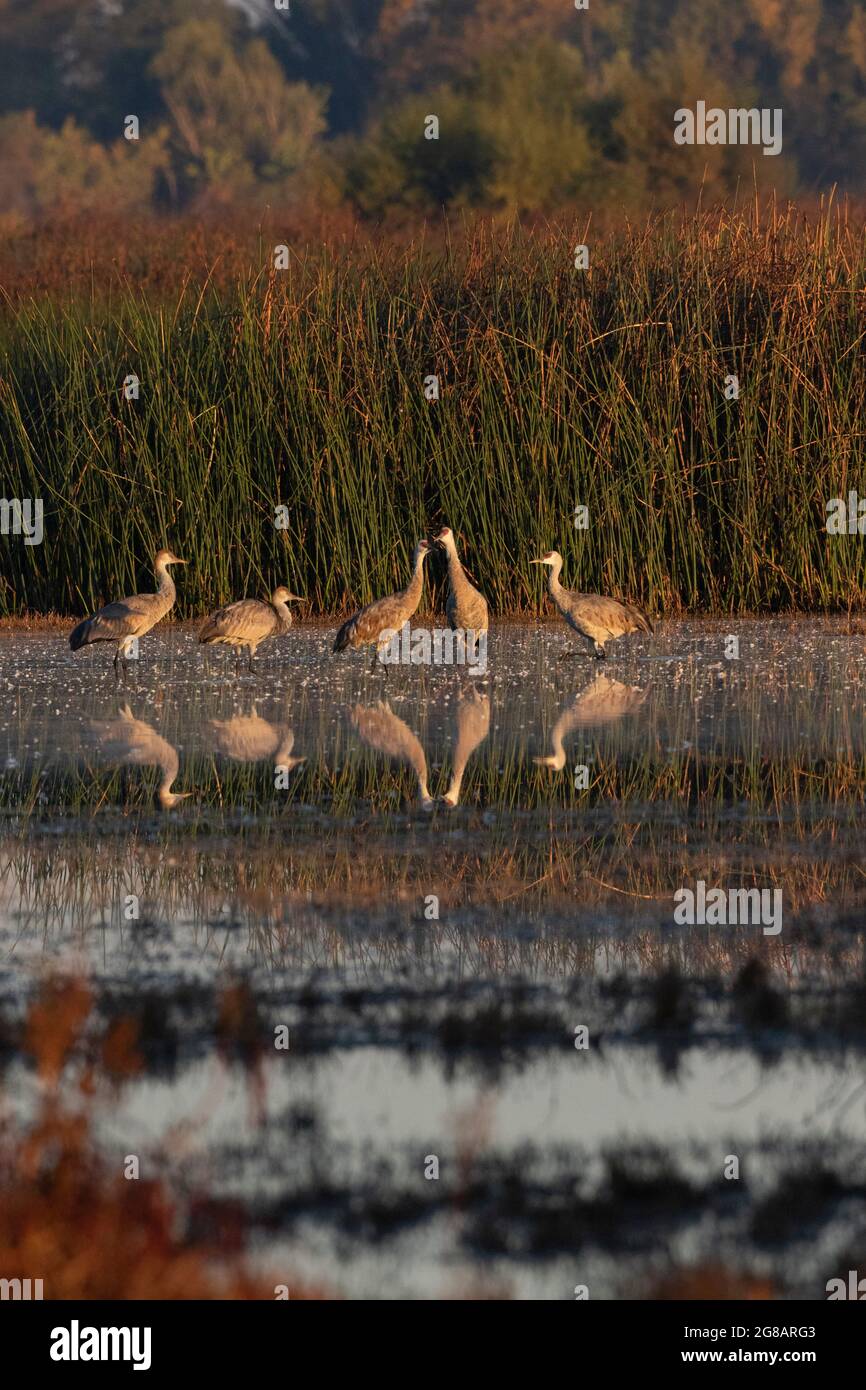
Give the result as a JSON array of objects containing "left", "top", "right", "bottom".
[
  {"left": 247, "top": 645, "right": 256, "bottom": 675},
  {"left": 594, "top": 643, "right": 606, "bottom": 660}
]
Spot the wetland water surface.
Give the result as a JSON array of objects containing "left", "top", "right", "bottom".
[{"left": 2, "top": 619, "right": 866, "bottom": 1297}]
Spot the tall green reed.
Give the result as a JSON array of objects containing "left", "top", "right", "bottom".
[{"left": 0, "top": 203, "right": 863, "bottom": 617}]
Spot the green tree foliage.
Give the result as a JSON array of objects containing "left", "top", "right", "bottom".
[
  {"left": 473, "top": 42, "right": 594, "bottom": 213},
  {"left": 346, "top": 89, "right": 495, "bottom": 215},
  {"left": 0, "top": 111, "right": 167, "bottom": 225},
  {"left": 0, "top": 0, "right": 861, "bottom": 219},
  {"left": 348, "top": 42, "right": 594, "bottom": 217},
  {"left": 606, "top": 42, "right": 797, "bottom": 206},
  {"left": 150, "top": 18, "right": 327, "bottom": 200}
]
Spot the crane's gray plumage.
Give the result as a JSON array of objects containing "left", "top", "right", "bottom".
[
  {"left": 199, "top": 586, "right": 302, "bottom": 672},
  {"left": 531, "top": 550, "right": 654, "bottom": 658},
  {"left": 69, "top": 548, "right": 186, "bottom": 671},
  {"left": 334, "top": 539, "right": 431, "bottom": 670},
  {"left": 434, "top": 527, "right": 488, "bottom": 635}
]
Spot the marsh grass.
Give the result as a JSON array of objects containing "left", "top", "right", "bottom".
[
  {"left": 3, "top": 773, "right": 866, "bottom": 942},
  {"left": 1, "top": 201, "right": 864, "bottom": 618},
  {"left": 2, "top": 745, "right": 866, "bottom": 826}
]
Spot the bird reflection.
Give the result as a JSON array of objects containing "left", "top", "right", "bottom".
[
  {"left": 208, "top": 707, "right": 305, "bottom": 773},
  {"left": 442, "top": 686, "right": 491, "bottom": 807},
  {"left": 534, "top": 675, "right": 648, "bottom": 770},
  {"left": 88, "top": 703, "right": 190, "bottom": 809},
  {"left": 350, "top": 700, "right": 433, "bottom": 808}
]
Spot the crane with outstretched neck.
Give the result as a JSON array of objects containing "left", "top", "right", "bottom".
[
  {"left": 531, "top": 551, "right": 653, "bottom": 659},
  {"left": 69, "top": 548, "right": 186, "bottom": 673},
  {"left": 334, "top": 539, "right": 432, "bottom": 671}
]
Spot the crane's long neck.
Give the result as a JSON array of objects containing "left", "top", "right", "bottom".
[
  {"left": 156, "top": 749, "right": 184, "bottom": 808},
  {"left": 402, "top": 551, "right": 427, "bottom": 614},
  {"left": 155, "top": 561, "right": 177, "bottom": 607},
  {"left": 275, "top": 727, "right": 304, "bottom": 769},
  {"left": 547, "top": 560, "right": 566, "bottom": 604},
  {"left": 444, "top": 740, "right": 470, "bottom": 804},
  {"left": 271, "top": 597, "right": 292, "bottom": 630},
  {"left": 406, "top": 746, "right": 431, "bottom": 804},
  {"left": 444, "top": 544, "right": 466, "bottom": 588},
  {"left": 548, "top": 727, "right": 567, "bottom": 771}
]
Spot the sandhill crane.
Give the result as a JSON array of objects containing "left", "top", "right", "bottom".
[
  {"left": 534, "top": 675, "right": 647, "bottom": 770},
  {"left": 198, "top": 587, "right": 303, "bottom": 673},
  {"left": 208, "top": 708, "right": 305, "bottom": 774},
  {"left": 531, "top": 551, "right": 653, "bottom": 658},
  {"left": 333, "top": 539, "right": 431, "bottom": 671},
  {"left": 350, "top": 700, "right": 433, "bottom": 808},
  {"left": 88, "top": 704, "right": 190, "bottom": 809},
  {"left": 69, "top": 548, "right": 186, "bottom": 673},
  {"left": 434, "top": 527, "right": 488, "bottom": 636},
  {"left": 442, "top": 686, "right": 490, "bottom": 807}
]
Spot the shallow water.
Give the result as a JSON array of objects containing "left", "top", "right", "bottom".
[
  {"left": 2, "top": 619, "right": 866, "bottom": 1297},
  {"left": 3, "top": 618, "right": 866, "bottom": 796}
]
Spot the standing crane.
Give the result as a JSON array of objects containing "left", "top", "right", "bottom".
[
  {"left": 333, "top": 539, "right": 431, "bottom": 671},
  {"left": 69, "top": 548, "right": 186, "bottom": 673},
  {"left": 198, "top": 586, "right": 303, "bottom": 672},
  {"left": 531, "top": 551, "right": 653, "bottom": 659},
  {"left": 434, "top": 527, "right": 488, "bottom": 636}
]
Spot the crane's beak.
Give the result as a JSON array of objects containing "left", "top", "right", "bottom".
[
  {"left": 287, "top": 593, "right": 304, "bottom": 602},
  {"left": 529, "top": 558, "right": 545, "bottom": 565}
]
